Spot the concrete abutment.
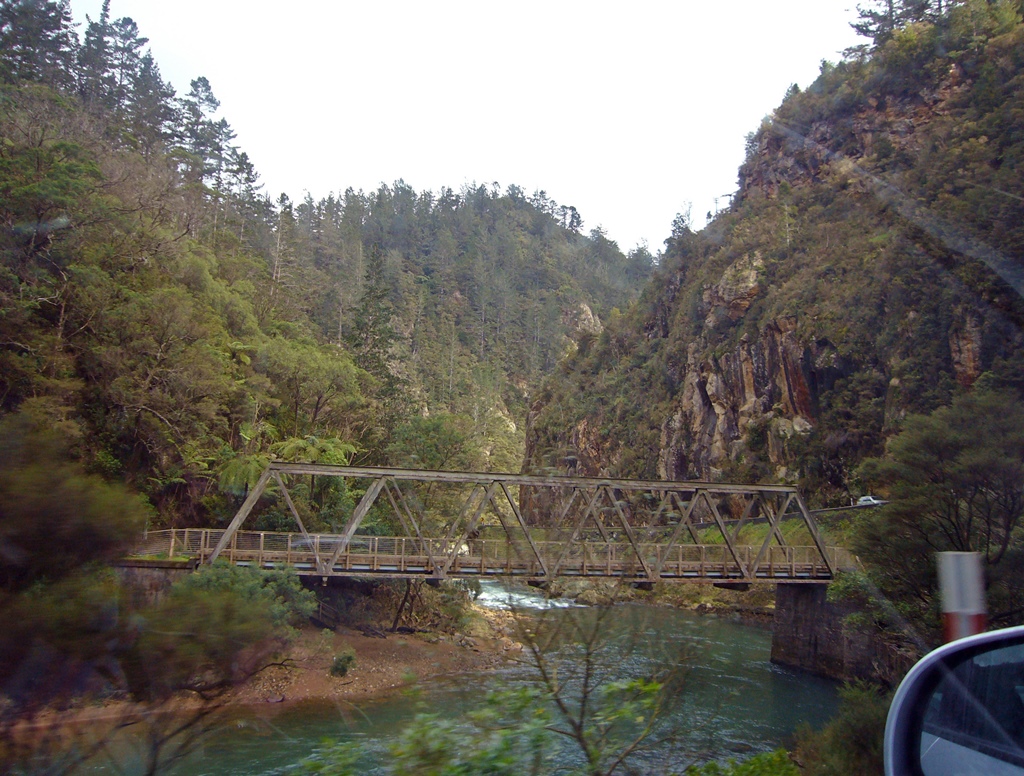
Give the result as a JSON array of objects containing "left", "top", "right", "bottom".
[
  {"left": 114, "top": 559, "right": 197, "bottom": 608},
  {"left": 771, "top": 582, "right": 915, "bottom": 684}
]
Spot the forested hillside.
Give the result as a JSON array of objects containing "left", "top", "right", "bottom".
[
  {"left": 0, "top": 0, "right": 652, "bottom": 527},
  {"left": 524, "top": 0, "right": 1024, "bottom": 506}
]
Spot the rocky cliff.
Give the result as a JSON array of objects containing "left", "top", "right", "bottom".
[
  {"left": 523, "top": 17, "right": 1024, "bottom": 503},
  {"left": 657, "top": 315, "right": 827, "bottom": 482}
]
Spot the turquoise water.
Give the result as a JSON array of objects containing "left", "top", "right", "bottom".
[{"left": 96, "top": 584, "right": 839, "bottom": 774}]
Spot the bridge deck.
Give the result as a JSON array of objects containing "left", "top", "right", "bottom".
[{"left": 134, "top": 529, "right": 854, "bottom": 583}]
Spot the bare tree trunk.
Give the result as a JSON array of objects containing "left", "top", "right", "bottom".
[{"left": 392, "top": 579, "right": 414, "bottom": 631}]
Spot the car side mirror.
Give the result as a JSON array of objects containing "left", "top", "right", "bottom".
[{"left": 885, "top": 625, "right": 1024, "bottom": 775}]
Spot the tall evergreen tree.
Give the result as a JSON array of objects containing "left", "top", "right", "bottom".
[
  {"left": 77, "top": 0, "right": 112, "bottom": 108},
  {"left": 346, "top": 247, "right": 397, "bottom": 387},
  {"left": 178, "top": 76, "right": 221, "bottom": 183},
  {"left": 124, "top": 52, "right": 177, "bottom": 153},
  {"left": 225, "top": 148, "right": 262, "bottom": 239},
  {"left": 853, "top": 0, "right": 937, "bottom": 44},
  {"left": 0, "top": 0, "right": 77, "bottom": 88},
  {"left": 107, "top": 15, "right": 148, "bottom": 114}
]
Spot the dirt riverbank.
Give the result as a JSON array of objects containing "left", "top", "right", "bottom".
[
  {"left": 9, "top": 604, "right": 520, "bottom": 741},
  {"left": 14, "top": 590, "right": 775, "bottom": 737},
  {"left": 228, "top": 604, "right": 520, "bottom": 706}
]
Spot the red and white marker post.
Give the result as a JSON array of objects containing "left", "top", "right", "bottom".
[{"left": 936, "top": 552, "right": 987, "bottom": 643}]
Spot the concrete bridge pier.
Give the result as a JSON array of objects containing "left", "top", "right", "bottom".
[
  {"left": 771, "top": 584, "right": 847, "bottom": 677},
  {"left": 771, "top": 583, "right": 914, "bottom": 684},
  {"left": 114, "top": 558, "right": 197, "bottom": 607}
]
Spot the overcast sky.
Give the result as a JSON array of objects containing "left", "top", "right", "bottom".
[{"left": 72, "top": 1, "right": 863, "bottom": 253}]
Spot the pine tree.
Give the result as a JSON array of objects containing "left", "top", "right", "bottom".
[
  {"left": 77, "top": 0, "right": 112, "bottom": 108},
  {"left": 178, "top": 76, "right": 221, "bottom": 183},
  {"left": 0, "top": 0, "right": 77, "bottom": 88},
  {"left": 107, "top": 16, "right": 148, "bottom": 114},
  {"left": 852, "top": 0, "right": 937, "bottom": 44},
  {"left": 226, "top": 149, "right": 262, "bottom": 239},
  {"left": 124, "top": 52, "right": 178, "bottom": 154},
  {"left": 346, "top": 248, "right": 397, "bottom": 386}
]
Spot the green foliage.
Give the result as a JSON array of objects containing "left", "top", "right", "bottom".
[
  {"left": 386, "top": 414, "right": 475, "bottom": 471},
  {"left": 217, "top": 452, "right": 271, "bottom": 496},
  {"left": 292, "top": 680, "right": 672, "bottom": 776},
  {"left": 0, "top": 412, "right": 306, "bottom": 772},
  {"left": 515, "top": 605, "right": 677, "bottom": 776},
  {"left": 122, "top": 581, "right": 285, "bottom": 703},
  {"left": 389, "top": 690, "right": 551, "bottom": 776},
  {"left": 0, "top": 11, "right": 663, "bottom": 770},
  {"left": 825, "top": 570, "right": 873, "bottom": 605},
  {"left": 346, "top": 248, "right": 399, "bottom": 389},
  {"left": 1, "top": 567, "right": 124, "bottom": 718},
  {"left": 330, "top": 647, "right": 356, "bottom": 678},
  {"left": 685, "top": 750, "right": 799, "bottom": 775},
  {"left": 286, "top": 741, "right": 362, "bottom": 775},
  {"left": 0, "top": 412, "right": 150, "bottom": 593},
  {"left": 290, "top": 603, "right": 681, "bottom": 776},
  {"left": 434, "top": 583, "right": 475, "bottom": 632},
  {"left": 0, "top": 109, "right": 102, "bottom": 259},
  {"left": 0, "top": 40, "right": 648, "bottom": 529},
  {"left": 856, "top": 389, "right": 1024, "bottom": 633},
  {"left": 172, "top": 561, "right": 316, "bottom": 630},
  {"left": 288, "top": 690, "right": 552, "bottom": 775},
  {"left": 274, "top": 435, "right": 357, "bottom": 467},
  {"left": 117, "top": 563, "right": 314, "bottom": 704},
  {"left": 265, "top": 435, "right": 358, "bottom": 531},
  {"left": 257, "top": 337, "right": 365, "bottom": 441},
  {"left": 0, "top": 2, "right": 77, "bottom": 88},
  {"left": 795, "top": 683, "right": 890, "bottom": 776}
]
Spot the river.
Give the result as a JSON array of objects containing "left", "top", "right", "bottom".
[{"left": 108, "top": 582, "right": 839, "bottom": 774}]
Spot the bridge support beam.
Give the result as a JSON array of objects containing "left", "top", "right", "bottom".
[
  {"left": 208, "top": 468, "right": 273, "bottom": 563},
  {"left": 771, "top": 583, "right": 913, "bottom": 683},
  {"left": 771, "top": 584, "right": 838, "bottom": 676}
]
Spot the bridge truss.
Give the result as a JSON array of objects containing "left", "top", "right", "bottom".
[{"left": 176, "top": 464, "right": 850, "bottom": 583}]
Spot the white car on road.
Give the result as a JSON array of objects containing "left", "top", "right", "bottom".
[{"left": 857, "top": 495, "right": 886, "bottom": 506}]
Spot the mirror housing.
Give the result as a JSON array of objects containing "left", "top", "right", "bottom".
[{"left": 885, "top": 625, "right": 1024, "bottom": 775}]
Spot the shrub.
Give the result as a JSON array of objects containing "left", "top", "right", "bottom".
[
  {"left": 171, "top": 561, "right": 316, "bottom": 630},
  {"left": 685, "top": 750, "right": 799, "bottom": 775},
  {"left": 330, "top": 647, "right": 356, "bottom": 678},
  {"left": 795, "top": 682, "right": 890, "bottom": 775}
]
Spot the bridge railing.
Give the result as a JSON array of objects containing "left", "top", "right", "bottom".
[{"left": 132, "top": 529, "right": 856, "bottom": 581}]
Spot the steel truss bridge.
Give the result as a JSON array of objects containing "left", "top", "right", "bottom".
[{"left": 134, "top": 464, "right": 857, "bottom": 584}]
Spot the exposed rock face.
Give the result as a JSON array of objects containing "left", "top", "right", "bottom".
[
  {"left": 739, "top": 90, "right": 942, "bottom": 201},
  {"left": 563, "top": 417, "right": 612, "bottom": 477},
  {"left": 562, "top": 302, "right": 603, "bottom": 339},
  {"left": 558, "top": 303, "right": 605, "bottom": 362},
  {"left": 523, "top": 45, "right": 1024, "bottom": 493},
  {"left": 949, "top": 306, "right": 983, "bottom": 388},
  {"left": 654, "top": 240, "right": 857, "bottom": 480},
  {"left": 523, "top": 209, "right": 1016, "bottom": 487},
  {"left": 702, "top": 254, "right": 764, "bottom": 326},
  {"left": 657, "top": 317, "right": 838, "bottom": 481},
  {"left": 525, "top": 254, "right": 852, "bottom": 484}
]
